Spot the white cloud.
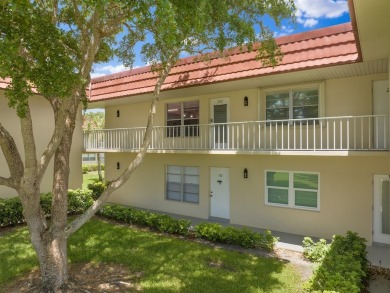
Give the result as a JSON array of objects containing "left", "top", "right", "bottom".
[
  {"left": 297, "top": 17, "right": 319, "bottom": 28},
  {"left": 274, "top": 25, "right": 295, "bottom": 37},
  {"left": 92, "top": 64, "right": 128, "bottom": 77},
  {"left": 294, "top": 0, "right": 349, "bottom": 28}
]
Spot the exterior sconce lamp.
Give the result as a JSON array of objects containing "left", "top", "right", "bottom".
[
  {"left": 116, "top": 110, "right": 120, "bottom": 117},
  {"left": 244, "top": 96, "right": 248, "bottom": 106},
  {"left": 243, "top": 168, "right": 248, "bottom": 179},
  {"left": 117, "top": 162, "right": 120, "bottom": 170}
]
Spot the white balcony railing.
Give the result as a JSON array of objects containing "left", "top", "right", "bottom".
[{"left": 83, "top": 115, "right": 390, "bottom": 152}]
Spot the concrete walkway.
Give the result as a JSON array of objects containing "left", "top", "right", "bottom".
[{"left": 165, "top": 212, "right": 390, "bottom": 269}]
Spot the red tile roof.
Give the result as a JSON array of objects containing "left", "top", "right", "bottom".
[
  {"left": 0, "top": 78, "right": 11, "bottom": 90},
  {"left": 90, "top": 23, "right": 358, "bottom": 102},
  {"left": 2, "top": 23, "right": 358, "bottom": 99}
]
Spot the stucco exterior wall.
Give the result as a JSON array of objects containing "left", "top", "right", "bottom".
[
  {"left": 101, "top": 72, "right": 390, "bottom": 244},
  {"left": 0, "top": 93, "right": 82, "bottom": 198},
  {"left": 105, "top": 73, "right": 388, "bottom": 130},
  {"left": 105, "top": 152, "right": 388, "bottom": 244}
]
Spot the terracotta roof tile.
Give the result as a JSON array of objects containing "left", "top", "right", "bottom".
[
  {"left": 3, "top": 23, "right": 358, "bottom": 99},
  {"left": 90, "top": 23, "right": 358, "bottom": 102}
]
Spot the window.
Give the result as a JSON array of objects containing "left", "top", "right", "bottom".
[
  {"left": 82, "top": 154, "right": 96, "bottom": 162},
  {"left": 166, "top": 101, "right": 199, "bottom": 137},
  {"left": 265, "top": 170, "right": 319, "bottom": 210},
  {"left": 265, "top": 86, "right": 319, "bottom": 121},
  {"left": 166, "top": 166, "right": 199, "bottom": 203}
]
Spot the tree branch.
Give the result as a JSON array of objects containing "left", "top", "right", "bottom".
[
  {"left": 37, "top": 97, "right": 72, "bottom": 182},
  {"left": 65, "top": 55, "right": 176, "bottom": 237},
  {"left": 0, "top": 176, "right": 13, "bottom": 188},
  {"left": 0, "top": 122, "right": 24, "bottom": 189},
  {"left": 19, "top": 105, "right": 38, "bottom": 173}
]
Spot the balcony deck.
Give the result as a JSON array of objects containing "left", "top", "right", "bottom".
[{"left": 83, "top": 115, "right": 390, "bottom": 155}]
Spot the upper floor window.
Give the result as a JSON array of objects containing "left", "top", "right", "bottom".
[
  {"left": 166, "top": 101, "right": 199, "bottom": 137},
  {"left": 265, "top": 86, "right": 320, "bottom": 122}
]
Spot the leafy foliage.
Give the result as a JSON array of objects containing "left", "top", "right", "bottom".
[
  {"left": 302, "top": 237, "right": 330, "bottom": 262},
  {"left": 0, "top": 0, "right": 80, "bottom": 117},
  {"left": 194, "top": 223, "right": 278, "bottom": 251},
  {"left": 87, "top": 179, "right": 108, "bottom": 200},
  {"left": 0, "top": 190, "right": 93, "bottom": 226},
  {"left": 82, "top": 164, "right": 105, "bottom": 174},
  {"left": 305, "top": 231, "right": 368, "bottom": 293},
  {"left": 98, "top": 204, "right": 191, "bottom": 236},
  {"left": 118, "top": 0, "right": 295, "bottom": 72}
]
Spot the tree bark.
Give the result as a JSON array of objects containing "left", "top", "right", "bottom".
[{"left": 97, "top": 152, "right": 103, "bottom": 181}]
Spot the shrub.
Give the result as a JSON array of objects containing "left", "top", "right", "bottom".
[
  {"left": 87, "top": 179, "right": 108, "bottom": 200},
  {"left": 82, "top": 164, "right": 105, "bottom": 173},
  {"left": 306, "top": 231, "right": 368, "bottom": 293},
  {"left": 0, "top": 190, "right": 93, "bottom": 227},
  {"left": 98, "top": 204, "right": 191, "bottom": 236},
  {"left": 302, "top": 237, "right": 330, "bottom": 262},
  {"left": 0, "top": 197, "right": 24, "bottom": 226},
  {"left": 82, "top": 165, "right": 89, "bottom": 174},
  {"left": 194, "top": 222, "right": 278, "bottom": 251},
  {"left": 68, "top": 189, "right": 94, "bottom": 214}
]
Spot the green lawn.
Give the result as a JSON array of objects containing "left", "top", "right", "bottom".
[
  {"left": 0, "top": 218, "right": 302, "bottom": 292},
  {"left": 82, "top": 171, "right": 104, "bottom": 190}
]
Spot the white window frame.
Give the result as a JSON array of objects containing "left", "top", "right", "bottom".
[
  {"left": 166, "top": 100, "right": 199, "bottom": 137},
  {"left": 264, "top": 170, "right": 320, "bottom": 211},
  {"left": 165, "top": 165, "right": 199, "bottom": 204},
  {"left": 260, "top": 82, "right": 325, "bottom": 121}
]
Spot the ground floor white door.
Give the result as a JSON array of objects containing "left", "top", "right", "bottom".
[
  {"left": 373, "top": 175, "right": 390, "bottom": 244},
  {"left": 210, "top": 167, "right": 230, "bottom": 219}
]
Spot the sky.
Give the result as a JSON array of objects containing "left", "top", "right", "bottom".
[{"left": 90, "top": 0, "right": 351, "bottom": 78}]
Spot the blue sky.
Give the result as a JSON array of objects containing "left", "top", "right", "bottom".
[{"left": 91, "top": 0, "right": 350, "bottom": 78}]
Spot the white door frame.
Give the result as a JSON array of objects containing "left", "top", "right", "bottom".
[
  {"left": 210, "top": 167, "right": 230, "bottom": 219},
  {"left": 210, "top": 98, "right": 230, "bottom": 149},
  {"left": 373, "top": 175, "right": 390, "bottom": 244},
  {"left": 373, "top": 80, "right": 389, "bottom": 149}
]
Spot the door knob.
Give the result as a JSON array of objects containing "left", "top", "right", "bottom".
[
  {"left": 217, "top": 180, "right": 222, "bottom": 184},
  {"left": 210, "top": 191, "right": 213, "bottom": 197}
]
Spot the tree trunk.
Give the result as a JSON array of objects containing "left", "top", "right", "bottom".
[
  {"left": 36, "top": 235, "right": 68, "bottom": 292},
  {"left": 97, "top": 152, "right": 103, "bottom": 181},
  {"left": 19, "top": 184, "right": 68, "bottom": 292}
]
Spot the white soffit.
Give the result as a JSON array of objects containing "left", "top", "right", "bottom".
[
  {"left": 90, "top": 58, "right": 388, "bottom": 108},
  {"left": 353, "top": 0, "right": 390, "bottom": 61}
]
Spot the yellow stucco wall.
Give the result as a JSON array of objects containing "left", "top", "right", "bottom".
[
  {"left": 101, "top": 72, "right": 390, "bottom": 244},
  {"left": 105, "top": 73, "right": 388, "bottom": 130},
  {"left": 0, "top": 93, "right": 82, "bottom": 198},
  {"left": 105, "top": 152, "right": 388, "bottom": 244}
]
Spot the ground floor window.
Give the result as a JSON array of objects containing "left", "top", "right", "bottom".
[
  {"left": 265, "top": 170, "right": 319, "bottom": 210},
  {"left": 166, "top": 165, "right": 199, "bottom": 203}
]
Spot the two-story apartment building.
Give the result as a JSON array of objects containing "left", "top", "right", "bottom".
[
  {"left": 84, "top": 0, "right": 390, "bottom": 245},
  {"left": 0, "top": 79, "right": 83, "bottom": 198}
]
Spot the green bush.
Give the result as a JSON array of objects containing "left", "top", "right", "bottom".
[
  {"left": 87, "top": 179, "right": 108, "bottom": 200},
  {"left": 194, "top": 222, "right": 278, "bottom": 251},
  {"left": 0, "top": 190, "right": 93, "bottom": 227},
  {"left": 306, "top": 231, "right": 368, "bottom": 293},
  {"left": 302, "top": 237, "right": 330, "bottom": 262},
  {"left": 98, "top": 204, "right": 191, "bottom": 236},
  {"left": 68, "top": 189, "right": 94, "bottom": 213},
  {"left": 82, "top": 164, "right": 105, "bottom": 173},
  {"left": 0, "top": 197, "right": 24, "bottom": 226}
]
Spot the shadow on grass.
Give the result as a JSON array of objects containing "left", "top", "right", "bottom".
[
  {"left": 69, "top": 219, "right": 300, "bottom": 292},
  {"left": 0, "top": 226, "right": 38, "bottom": 284}
]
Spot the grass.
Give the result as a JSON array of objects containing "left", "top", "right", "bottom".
[
  {"left": 0, "top": 218, "right": 302, "bottom": 292},
  {"left": 82, "top": 171, "right": 104, "bottom": 190}
]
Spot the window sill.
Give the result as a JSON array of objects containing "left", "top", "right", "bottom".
[{"left": 265, "top": 202, "right": 320, "bottom": 212}]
